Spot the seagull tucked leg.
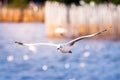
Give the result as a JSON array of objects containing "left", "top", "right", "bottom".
[{"left": 69, "top": 51, "right": 72, "bottom": 53}]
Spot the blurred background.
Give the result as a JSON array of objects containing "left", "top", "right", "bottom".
[{"left": 0, "top": 0, "right": 120, "bottom": 80}]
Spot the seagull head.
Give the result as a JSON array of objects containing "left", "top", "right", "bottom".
[{"left": 57, "top": 44, "right": 63, "bottom": 50}]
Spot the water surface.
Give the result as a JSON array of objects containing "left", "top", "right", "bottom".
[{"left": 0, "top": 23, "right": 120, "bottom": 80}]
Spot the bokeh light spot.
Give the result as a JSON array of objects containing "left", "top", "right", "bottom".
[
  {"left": 42, "top": 65, "right": 48, "bottom": 71},
  {"left": 83, "top": 51, "right": 90, "bottom": 57},
  {"left": 28, "top": 45, "right": 37, "bottom": 53},
  {"left": 7, "top": 55, "right": 14, "bottom": 62},
  {"left": 23, "top": 54, "right": 29, "bottom": 61},
  {"left": 64, "top": 63, "right": 70, "bottom": 69},
  {"left": 80, "top": 62, "right": 86, "bottom": 68}
]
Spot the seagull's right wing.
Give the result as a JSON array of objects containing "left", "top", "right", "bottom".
[
  {"left": 15, "top": 42, "right": 58, "bottom": 47},
  {"left": 66, "top": 29, "right": 108, "bottom": 46}
]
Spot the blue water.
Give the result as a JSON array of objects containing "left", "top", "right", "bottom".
[{"left": 0, "top": 23, "right": 120, "bottom": 80}]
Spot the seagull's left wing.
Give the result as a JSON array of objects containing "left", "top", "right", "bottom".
[
  {"left": 15, "top": 42, "right": 58, "bottom": 47},
  {"left": 66, "top": 29, "right": 107, "bottom": 46}
]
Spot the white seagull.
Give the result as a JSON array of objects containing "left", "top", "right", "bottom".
[{"left": 15, "top": 28, "right": 108, "bottom": 54}]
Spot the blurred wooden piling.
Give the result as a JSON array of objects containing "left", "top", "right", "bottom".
[
  {"left": 45, "top": 2, "right": 120, "bottom": 39},
  {"left": 0, "top": 7, "right": 44, "bottom": 22},
  {"left": 118, "top": 6, "right": 120, "bottom": 36},
  {"left": 45, "top": 2, "right": 68, "bottom": 37},
  {"left": 23, "top": 7, "right": 44, "bottom": 22},
  {"left": 0, "top": 8, "right": 2, "bottom": 21},
  {"left": 23, "top": 9, "right": 34, "bottom": 22}
]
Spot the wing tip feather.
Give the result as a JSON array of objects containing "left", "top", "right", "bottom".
[{"left": 15, "top": 41, "right": 24, "bottom": 46}]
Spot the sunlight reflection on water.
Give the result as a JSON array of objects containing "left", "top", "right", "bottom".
[
  {"left": 7, "top": 55, "right": 14, "bottom": 62},
  {"left": 28, "top": 45, "right": 37, "bottom": 53},
  {"left": 42, "top": 65, "right": 48, "bottom": 71},
  {"left": 83, "top": 51, "right": 90, "bottom": 57},
  {"left": 64, "top": 63, "right": 70, "bottom": 69},
  {"left": 23, "top": 54, "right": 29, "bottom": 61}
]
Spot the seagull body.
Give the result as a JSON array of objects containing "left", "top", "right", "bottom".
[{"left": 15, "top": 28, "right": 108, "bottom": 54}]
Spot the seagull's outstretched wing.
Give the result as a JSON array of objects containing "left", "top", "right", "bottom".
[
  {"left": 66, "top": 29, "right": 107, "bottom": 46},
  {"left": 15, "top": 42, "right": 58, "bottom": 47}
]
